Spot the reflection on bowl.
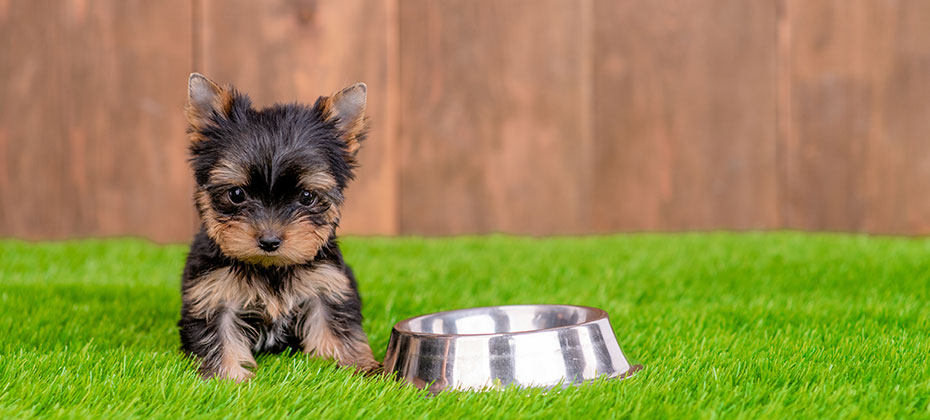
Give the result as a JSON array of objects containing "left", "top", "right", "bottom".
[{"left": 383, "top": 304, "right": 641, "bottom": 393}]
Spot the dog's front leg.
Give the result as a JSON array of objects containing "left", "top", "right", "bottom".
[
  {"left": 297, "top": 295, "right": 380, "bottom": 373},
  {"left": 180, "top": 310, "right": 257, "bottom": 382}
]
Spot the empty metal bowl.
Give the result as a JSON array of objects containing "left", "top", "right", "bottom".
[{"left": 383, "top": 304, "right": 641, "bottom": 393}]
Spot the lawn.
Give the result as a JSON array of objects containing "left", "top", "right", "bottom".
[{"left": 0, "top": 233, "right": 928, "bottom": 419}]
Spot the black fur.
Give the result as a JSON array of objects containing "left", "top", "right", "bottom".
[
  {"left": 179, "top": 233, "right": 364, "bottom": 356},
  {"left": 178, "top": 77, "right": 374, "bottom": 381}
]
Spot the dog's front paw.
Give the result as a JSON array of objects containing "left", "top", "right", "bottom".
[
  {"left": 202, "top": 365, "right": 255, "bottom": 383},
  {"left": 355, "top": 359, "right": 384, "bottom": 376},
  {"left": 222, "top": 366, "right": 255, "bottom": 383}
]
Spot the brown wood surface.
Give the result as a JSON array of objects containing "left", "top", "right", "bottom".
[
  {"left": 200, "top": 0, "right": 398, "bottom": 235},
  {"left": 2, "top": 0, "right": 930, "bottom": 240},
  {"left": 398, "top": 0, "right": 593, "bottom": 235},
  {"left": 0, "top": 1, "right": 63, "bottom": 239},
  {"left": 782, "top": 0, "right": 930, "bottom": 234},
  {"left": 591, "top": 0, "right": 779, "bottom": 231},
  {"left": 0, "top": 0, "right": 192, "bottom": 241}
]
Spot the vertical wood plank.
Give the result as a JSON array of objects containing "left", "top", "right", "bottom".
[
  {"left": 775, "top": 0, "right": 791, "bottom": 229},
  {"left": 0, "top": 0, "right": 65, "bottom": 239},
  {"left": 591, "top": 0, "right": 778, "bottom": 231},
  {"left": 63, "top": 0, "right": 194, "bottom": 242},
  {"left": 201, "top": 0, "right": 398, "bottom": 235},
  {"left": 784, "top": 0, "right": 930, "bottom": 234},
  {"left": 4, "top": 0, "right": 930, "bottom": 239},
  {"left": 398, "top": 0, "right": 592, "bottom": 235},
  {"left": 0, "top": 0, "right": 193, "bottom": 241}
]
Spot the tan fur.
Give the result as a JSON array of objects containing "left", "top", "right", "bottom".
[
  {"left": 188, "top": 132, "right": 208, "bottom": 143},
  {"left": 292, "top": 263, "right": 377, "bottom": 370},
  {"left": 300, "top": 172, "right": 337, "bottom": 191},
  {"left": 299, "top": 296, "right": 379, "bottom": 371},
  {"left": 186, "top": 266, "right": 293, "bottom": 320},
  {"left": 329, "top": 85, "right": 367, "bottom": 155},
  {"left": 185, "top": 76, "right": 235, "bottom": 134},
  {"left": 196, "top": 190, "right": 265, "bottom": 264},
  {"left": 213, "top": 310, "right": 256, "bottom": 382},
  {"left": 290, "top": 263, "right": 355, "bottom": 300},
  {"left": 317, "top": 85, "right": 367, "bottom": 157},
  {"left": 316, "top": 96, "right": 333, "bottom": 118},
  {"left": 195, "top": 190, "right": 341, "bottom": 267},
  {"left": 187, "top": 263, "right": 375, "bottom": 373},
  {"left": 186, "top": 263, "right": 355, "bottom": 321},
  {"left": 275, "top": 212, "right": 338, "bottom": 265},
  {"left": 336, "top": 116, "right": 366, "bottom": 156},
  {"left": 183, "top": 74, "right": 377, "bottom": 380},
  {"left": 209, "top": 159, "right": 248, "bottom": 186}
]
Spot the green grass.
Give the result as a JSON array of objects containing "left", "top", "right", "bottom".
[{"left": 1, "top": 233, "right": 929, "bottom": 419}]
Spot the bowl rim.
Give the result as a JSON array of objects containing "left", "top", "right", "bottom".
[{"left": 391, "top": 304, "right": 610, "bottom": 338}]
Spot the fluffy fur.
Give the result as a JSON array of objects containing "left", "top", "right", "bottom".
[{"left": 178, "top": 73, "right": 378, "bottom": 382}]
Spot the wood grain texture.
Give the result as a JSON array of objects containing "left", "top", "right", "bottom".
[
  {"left": 398, "top": 0, "right": 592, "bottom": 235},
  {"left": 0, "top": 0, "right": 192, "bottom": 241},
  {"left": 783, "top": 0, "right": 930, "bottom": 234},
  {"left": 0, "top": 0, "right": 64, "bottom": 239},
  {"left": 3, "top": 0, "right": 930, "bottom": 240},
  {"left": 591, "top": 0, "right": 779, "bottom": 231},
  {"left": 200, "top": 0, "right": 398, "bottom": 235}
]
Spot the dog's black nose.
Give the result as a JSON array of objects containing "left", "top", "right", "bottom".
[{"left": 258, "top": 235, "right": 282, "bottom": 252}]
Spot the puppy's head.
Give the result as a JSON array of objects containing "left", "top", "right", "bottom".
[{"left": 185, "top": 73, "right": 367, "bottom": 266}]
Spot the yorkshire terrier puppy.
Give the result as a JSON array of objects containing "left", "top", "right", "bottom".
[{"left": 178, "top": 73, "right": 379, "bottom": 382}]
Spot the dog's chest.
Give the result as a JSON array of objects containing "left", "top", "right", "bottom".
[{"left": 185, "top": 263, "right": 350, "bottom": 321}]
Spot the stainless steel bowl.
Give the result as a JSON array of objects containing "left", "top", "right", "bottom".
[{"left": 383, "top": 304, "right": 641, "bottom": 393}]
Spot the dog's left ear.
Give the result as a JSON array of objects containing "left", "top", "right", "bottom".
[
  {"left": 186, "top": 73, "right": 233, "bottom": 132},
  {"left": 328, "top": 83, "right": 367, "bottom": 155}
]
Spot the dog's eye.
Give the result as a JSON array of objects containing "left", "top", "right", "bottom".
[
  {"left": 227, "top": 187, "right": 246, "bottom": 204},
  {"left": 299, "top": 190, "right": 319, "bottom": 207}
]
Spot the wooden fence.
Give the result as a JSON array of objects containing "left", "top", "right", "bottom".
[{"left": 1, "top": 0, "right": 929, "bottom": 241}]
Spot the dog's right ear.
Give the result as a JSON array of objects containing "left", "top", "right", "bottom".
[{"left": 186, "top": 73, "right": 232, "bottom": 131}]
